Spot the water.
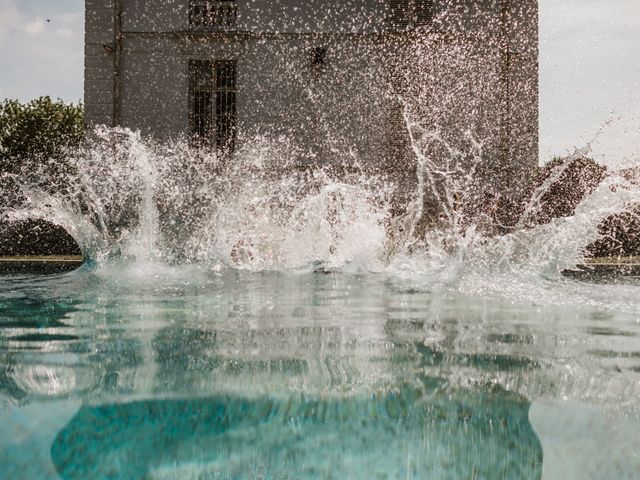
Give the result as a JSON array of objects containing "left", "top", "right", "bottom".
[
  {"left": 1, "top": 131, "right": 640, "bottom": 479},
  {"left": 0, "top": 269, "right": 639, "bottom": 479},
  {"left": 1, "top": 112, "right": 640, "bottom": 478}
]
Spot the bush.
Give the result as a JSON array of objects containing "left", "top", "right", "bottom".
[
  {"left": 530, "top": 156, "right": 608, "bottom": 225},
  {"left": 587, "top": 206, "right": 640, "bottom": 258},
  {"left": 526, "top": 157, "right": 639, "bottom": 259},
  {"left": 0, "top": 220, "right": 81, "bottom": 256}
]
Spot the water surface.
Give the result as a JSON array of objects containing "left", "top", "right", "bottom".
[{"left": 1, "top": 268, "right": 638, "bottom": 479}]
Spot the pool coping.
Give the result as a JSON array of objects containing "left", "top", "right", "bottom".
[
  {"left": 0, "top": 256, "right": 84, "bottom": 274},
  {"left": 1, "top": 255, "right": 639, "bottom": 277},
  {"left": 564, "top": 256, "right": 640, "bottom": 279}
]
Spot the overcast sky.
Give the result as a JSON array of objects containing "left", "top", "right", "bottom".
[
  {"left": 540, "top": 0, "right": 640, "bottom": 166},
  {"left": 0, "top": 0, "right": 639, "bottom": 164}
]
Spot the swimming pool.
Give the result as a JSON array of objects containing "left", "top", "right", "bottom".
[
  {"left": 1, "top": 267, "right": 638, "bottom": 479},
  {"left": 2, "top": 115, "right": 640, "bottom": 479}
]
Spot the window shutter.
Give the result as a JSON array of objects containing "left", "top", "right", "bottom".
[{"left": 189, "top": 1, "right": 237, "bottom": 29}]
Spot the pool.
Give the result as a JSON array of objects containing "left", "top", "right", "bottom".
[
  {"left": 1, "top": 267, "right": 639, "bottom": 479},
  {"left": 2, "top": 122, "right": 640, "bottom": 479}
]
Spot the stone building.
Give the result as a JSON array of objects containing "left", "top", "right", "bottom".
[{"left": 85, "top": 0, "right": 538, "bottom": 197}]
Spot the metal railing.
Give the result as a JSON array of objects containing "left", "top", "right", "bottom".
[
  {"left": 387, "top": 0, "right": 434, "bottom": 31},
  {"left": 189, "top": 1, "right": 238, "bottom": 29}
]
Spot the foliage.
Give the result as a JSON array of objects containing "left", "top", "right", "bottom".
[
  {"left": 587, "top": 206, "right": 640, "bottom": 258},
  {"left": 0, "top": 97, "right": 84, "bottom": 256},
  {"left": 0, "top": 220, "right": 81, "bottom": 256},
  {"left": 530, "top": 156, "right": 639, "bottom": 258},
  {"left": 0, "top": 96, "right": 83, "bottom": 177}
]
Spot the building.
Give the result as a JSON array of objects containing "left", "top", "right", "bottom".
[{"left": 85, "top": 0, "right": 538, "bottom": 208}]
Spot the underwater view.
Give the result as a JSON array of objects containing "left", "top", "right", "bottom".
[{"left": 1, "top": 0, "right": 640, "bottom": 479}]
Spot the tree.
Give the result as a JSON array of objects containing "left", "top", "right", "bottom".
[{"left": 0, "top": 96, "right": 83, "bottom": 178}]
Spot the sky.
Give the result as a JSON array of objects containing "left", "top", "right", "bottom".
[
  {"left": 0, "top": 0, "right": 639, "bottom": 164},
  {"left": 0, "top": 0, "right": 83, "bottom": 103},
  {"left": 540, "top": 0, "right": 640, "bottom": 166}
]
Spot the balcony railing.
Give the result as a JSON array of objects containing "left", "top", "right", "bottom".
[
  {"left": 387, "top": 0, "right": 434, "bottom": 31},
  {"left": 189, "top": 1, "right": 238, "bottom": 30}
]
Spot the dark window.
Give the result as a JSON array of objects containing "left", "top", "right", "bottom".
[
  {"left": 413, "top": 0, "right": 434, "bottom": 27},
  {"left": 189, "top": 60, "right": 237, "bottom": 151},
  {"left": 312, "top": 47, "right": 327, "bottom": 66},
  {"left": 387, "top": 0, "right": 434, "bottom": 30},
  {"left": 189, "top": 1, "right": 237, "bottom": 29},
  {"left": 388, "top": 0, "right": 410, "bottom": 30}
]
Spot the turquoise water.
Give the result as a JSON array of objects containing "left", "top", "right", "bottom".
[{"left": 1, "top": 268, "right": 639, "bottom": 479}]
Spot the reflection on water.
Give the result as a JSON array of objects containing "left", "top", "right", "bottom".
[{"left": 0, "top": 270, "right": 639, "bottom": 479}]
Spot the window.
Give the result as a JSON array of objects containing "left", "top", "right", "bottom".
[
  {"left": 189, "top": 0, "right": 237, "bottom": 29},
  {"left": 189, "top": 60, "right": 237, "bottom": 151},
  {"left": 388, "top": 0, "right": 410, "bottom": 30},
  {"left": 189, "top": 61, "right": 213, "bottom": 141},
  {"left": 413, "top": 0, "right": 434, "bottom": 26},
  {"left": 387, "top": 0, "right": 434, "bottom": 31}
]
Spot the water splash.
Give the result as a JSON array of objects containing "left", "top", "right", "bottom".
[
  {"left": 3, "top": 127, "right": 395, "bottom": 272},
  {"left": 2, "top": 117, "right": 639, "bottom": 312}
]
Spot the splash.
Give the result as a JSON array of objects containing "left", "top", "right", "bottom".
[
  {"left": 3, "top": 120, "right": 638, "bottom": 280},
  {"left": 2, "top": 127, "right": 395, "bottom": 272},
  {"left": 1, "top": 2, "right": 559, "bottom": 281}
]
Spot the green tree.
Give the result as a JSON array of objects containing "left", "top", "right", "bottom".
[{"left": 0, "top": 96, "right": 83, "bottom": 177}]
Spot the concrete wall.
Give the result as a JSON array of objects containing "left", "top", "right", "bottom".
[
  {"left": 119, "top": 0, "right": 387, "bottom": 33},
  {"left": 236, "top": 36, "right": 390, "bottom": 166},
  {"left": 85, "top": 0, "right": 539, "bottom": 197},
  {"left": 505, "top": 0, "right": 539, "bottom": 199},
  {"left": 121, "top": 0, "right": 188, "bottom": 31},
  {"left": 239, "top": 0, "right": 387, "bottom": 33},
  {"left": 116, "top": 33, "right": 392, "bottom": 167},
  {"left": 119, "top": 36, "right": 187, "bottom": 137},
  {"left": 85, "top": 0, "right": 117, "bottom": 127}
]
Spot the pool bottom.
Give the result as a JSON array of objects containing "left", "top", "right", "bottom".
[
  {"left": 1, "top": 269, "right": 639, "bottom": 479},
  {"left": 50, "top": 386, "right": 541, "bottom": 480}
]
